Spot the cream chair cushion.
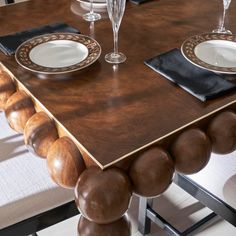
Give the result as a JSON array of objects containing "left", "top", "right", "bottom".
[{"left": 0, "top": 112, "right": 74, "bottom": 229}]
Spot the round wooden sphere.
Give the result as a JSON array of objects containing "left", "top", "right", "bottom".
[
  {"left": 47, "top": 137, "right": 86, "bottom": 188},
  {"left": 24, "top": 112, "right": 58, "bottom": 158},
  {"left": 5, "top": 91, "right": 36, "bottom": 133},
  {"left": 78, "top": 215, "right": 131, "bottom": 236},
  {"left": 171, "top": 128, "right": 212, "bottom": 174},
  {"left": 75, "top": 167, "right": 132, "bottom": 224},
  {"left": 129, "top": 147, "right": 174, "bottom": 197},
  {"left": 207, "top": 111, "right": 236, "bottom": 154},
  {"left": 0, "top": 70, "right": 16, "bottom": 110}
]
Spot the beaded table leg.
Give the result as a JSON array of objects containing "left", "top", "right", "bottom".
[{"left": 78, "top": 215, "right": 131, "bottom": 236}]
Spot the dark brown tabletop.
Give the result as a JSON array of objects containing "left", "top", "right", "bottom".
[{"left": 0, "top": 0, "right": 235, "bottom": 168}]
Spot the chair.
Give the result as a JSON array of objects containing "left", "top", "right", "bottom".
[
  {"left": 138, "top": 151, "right": 236, "bottom": 235},
  {"left": 0, "top": 112, "right": 78, "bottom": 236}
]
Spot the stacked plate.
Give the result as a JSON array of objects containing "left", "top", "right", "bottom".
[
  {"left": 181, "top": 33, "right": 236, "bottom": 74},
  {"left": 78, "top": 0, "right": 107, "bottom": 11}
]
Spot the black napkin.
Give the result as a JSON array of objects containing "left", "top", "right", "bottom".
[
  {"left": 145, "top": 48, "right": 236, "bottom": 101},
  {"left": 130, "top": 0, "right": 152, "bottom": 4},
  {"left": 0, "top": 22, "right": 80, "bottom": 56}
]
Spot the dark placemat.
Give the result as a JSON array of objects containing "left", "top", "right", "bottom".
[
  {"left": 130, "top": 0, "right": 152, "bottom": 4},
  {"left": 0, "top": 22, "right": 80, "bottom": 56},
  {"left": 145, "top": 48, "right": 236, "bottom": 101}
]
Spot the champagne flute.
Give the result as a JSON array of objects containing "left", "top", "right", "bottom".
[
  {"left": 83, "top": 0, "right": 101, "bottom": 22},
  {"left": 213, "top": 0, "right": 232, "bottom": 34},
  {"left": 105, "top": 0, "right": 126, "bottom": 64}
]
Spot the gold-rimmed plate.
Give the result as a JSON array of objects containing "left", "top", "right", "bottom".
[
  {"left": 15, "top": 33, "right": 101, "bottom": 74},
  {"left": 181, "top": 33, "right": 236, "bottom": 74}
]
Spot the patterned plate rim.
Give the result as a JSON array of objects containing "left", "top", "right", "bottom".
[
  {"left": 15, "top": 33, "right": 101, "bottom": 75},
  {"left": 181, "top": 33, "right": 236, "bottom": 74}
]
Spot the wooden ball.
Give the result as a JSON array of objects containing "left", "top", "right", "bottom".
[
  {"left": 78, "top": 215, "right": 131, "bottom": 236},
  {"left": 47, "top": 137, "right": 86, "bottom": 188},
  {"left": 129, "top": 147, "right": 174, "bottom": 197},
  {"left": 0, "top": 70, "right": 16, "bottom": 110},
  {"left": 24, "top": 112, "right": 58, "bottom": 158},
  {"left": 75, "top": 167, "right": 132, "bottom": 224},
  {"left": 171, "top": 128, "right": 212, "bottom": 174},
  {"left": 207, "top": 111, "right": 236, "bottom": 154},
  {"left": 5, "top": 91, "right": 36, "bottom": 133}
]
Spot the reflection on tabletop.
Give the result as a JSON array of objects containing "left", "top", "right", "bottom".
[
  {"left": 212, "top": 0, "right": 232, "bottom": 34},
  {"left": 81, "top": 0, "right": 102, "bottom": 22}
]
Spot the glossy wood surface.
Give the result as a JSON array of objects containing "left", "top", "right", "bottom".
[
  {"left": 24, "top": 112, "right": 58, "bottom": 158},
  {"left": 5, "top": 90, "right": 36, "bottom": 133},
  {"left": 0, "top": 69, "right": 15, "bottom": 110},
  {"left": 75, "top": 167, "right": 132, "bottom": 224},
  {"left": 129, "top": 147, "right": 174, "bottom": 197},
  {"left": 207, "top": 111, "right": 236, "bottom": 154},
  {"left": 0, "top": 0, "right": 236, "bottom": 168},
  {"left": 171, "top": 128, "right": 212, "bottom": 174},
  {"left": 47, "top": 136, "right": 86, "bottom": 188},
  {"left": 78, "top": 215, "right": 131, "bottom": 236}
]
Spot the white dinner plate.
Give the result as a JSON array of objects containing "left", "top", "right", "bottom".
[
  {"left": 181, "top": 33, "right": 236, "bottom": 74},
  {"left": 15, "top": 33, "right": 101, "bottom": 74},
  {"left": 77, "top": 0, "right": 107, "bottom": 12},
  {"left": 78, "top": 0, "right": 106, "bottom": 4}
]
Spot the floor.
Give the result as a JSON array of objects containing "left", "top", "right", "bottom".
[{"left": 38, "top": 183, "right": 236, "bottom": 236}]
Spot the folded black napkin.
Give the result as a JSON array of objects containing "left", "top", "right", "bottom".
[
  {"left": 0, "top": 22, "right": 80, "bottom": 56},
  {"left": 145, "top": 48, "right": 236, "bottom": 101},
  {"left": 130, "top": 0, "right": 152, "bottom": 4}
]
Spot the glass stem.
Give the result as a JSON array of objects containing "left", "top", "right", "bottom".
[
  {"left": 220, "top": 8, "right": 226, "bottom": 31},
  {"left": 113, "top": 27, "right": 119, "bottom": 54},
  {"left": 90, "top": 0, "right": 94, "bottom": 14}
]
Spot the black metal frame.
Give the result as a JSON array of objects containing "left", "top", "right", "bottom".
[
  {"left": 174, "top": 173, "right": 236, "bottom": 226},
  {"left": 0, "top": 200, "right": 78, "bottom": 236},
  {"left": 138, "top": 197, "right": 219, "bottom": 236},
  {"left": 138, "top": 173, "right": 236, "bottom": 235}
]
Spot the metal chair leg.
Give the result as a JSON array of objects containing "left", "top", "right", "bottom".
[
  {"left": 138, "top": 196, "right": 220, "bottom": 236},
  {"left": 138, "top": 197, "right": 153, "bottom": 235}
]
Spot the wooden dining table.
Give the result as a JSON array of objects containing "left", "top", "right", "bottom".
[{"left": 0, "top": 0, "right": 236, "bottom": 234}]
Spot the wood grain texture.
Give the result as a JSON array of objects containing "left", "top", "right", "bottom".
[
  {"left": 47, "top": 136, "right": 86, "bottom": 189},
  {"left": 5, "top": 90, "right": 36, "bottom": 133},
  {"left": 75, "top": 167, "right": 132, "bottom": 224},
  {"left": 0, "top": 0, "right": 235, "bottom": 167},
  {"left": 24, "top": 112, "right": 58, "bottom": 158},
  {"left": 129, "top": 147, "right": 174, "bottom": 197},
  {"left": 207, "top": 111, "right": 236, "bottom": 154},
  {"left": 171, "top": 129, "right": 212, "bottom": 174},
  {"left": 78, "top": 215, "right": 131, "bottom": 236},
  {"left": 0, "top": 70, "right": 16, "bottom": 110}
]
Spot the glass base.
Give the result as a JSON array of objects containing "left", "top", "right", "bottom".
[
  {"left": 83, "top": 12, "right": 101, "bottom": 22},
  {"left": 212, "top": 28, "right": 232, "bottom": 34},
  {"left": 105, "top": 52, "right": 126, "bottom": 64}
]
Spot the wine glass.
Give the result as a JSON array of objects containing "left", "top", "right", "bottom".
[
  {"left": 83, "top": 0, "right": 101, "bottom": 22},
  {"left": 213, "top": 0, "right": 232, "bottom": 34},
  {"left": 105, "top": 0, "right": 126, "bottom": 64}
]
